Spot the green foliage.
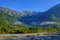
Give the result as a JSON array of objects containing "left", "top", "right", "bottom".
[
  {"left": 0, "top": 7, "right": 60, "bottom": 34},
  {"left": 0, "top": 24, "right": 59, "bottom": 34}
]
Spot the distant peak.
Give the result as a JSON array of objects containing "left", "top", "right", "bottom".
[
  {"left": 48, "top": 3, "right": 60, "bottom": 11},
  {"left": 55, "top": 3, "right": 60, "bottom": 6},
  {"left": 0, "top": 6, "right": 9, "bottom": 10},
  {"left": 53, "top": 3, "right": 60, "bottom": 8}
]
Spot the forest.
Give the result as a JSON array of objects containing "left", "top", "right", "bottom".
[{"left": 0, "top": 24, "right": 60, "bottom": 34}]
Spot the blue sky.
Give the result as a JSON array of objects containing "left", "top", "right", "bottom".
[{"left": 0, "top": 0, "right": 60, "bottom": 12}]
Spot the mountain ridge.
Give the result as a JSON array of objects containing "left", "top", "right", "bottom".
[
  {"left": 0, "top": 4, "right": 60, "bottom": 26},
  {"left": 18, "top": 4, "right": 60, "bottom": 26}
]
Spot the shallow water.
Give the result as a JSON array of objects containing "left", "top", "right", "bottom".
[
  {"left": 21, "top": 35, "right": 60, "bottom": 40},
  {"left": 0, "top": 35, "right": 60, "bottom": 40},
  {"left": 0, "top": 38, "right": 17, "bottom": 40}
]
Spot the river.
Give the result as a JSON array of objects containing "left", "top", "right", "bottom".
[{"left": 0, "top": 35, "right": 60, "bottom": 40}]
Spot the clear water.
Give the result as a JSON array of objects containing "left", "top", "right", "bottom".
[
  {"left": 0, "top": 35, "right": 60, "bottom": 40},
  {"left": 0, "top": 38, "right": 17, "bottom": 40}
]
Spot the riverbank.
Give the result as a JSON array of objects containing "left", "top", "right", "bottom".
[
  {"left": 0, "top": 32, "right": 57, "bottom": 38},
  {"left": 0, "top": 33, "right": 59, "bottom": 40}
]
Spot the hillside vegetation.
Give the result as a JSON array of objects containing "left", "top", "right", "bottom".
[{"left": 0, "top": 6, "right": 60, "bottom": 34}]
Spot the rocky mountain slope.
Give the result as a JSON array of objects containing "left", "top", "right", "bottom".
[{"left": 0, "top": 4, "right": 60, "bottom": 26}]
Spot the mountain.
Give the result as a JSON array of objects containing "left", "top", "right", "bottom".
[
  {"left": 48, "top": 4, "right": 60, "bottom": 18},
  {"left": 0, "top": 6, "right": 60, "bottom": 34},
  {"left": 18, "top": 4, "right": 60, "bottom": 26},
  {"left": 0, "top": 4, "right": 60, "bottom": 26},
  {"left": 0, "top": 6, "right": 23, "bottom": 26}
]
